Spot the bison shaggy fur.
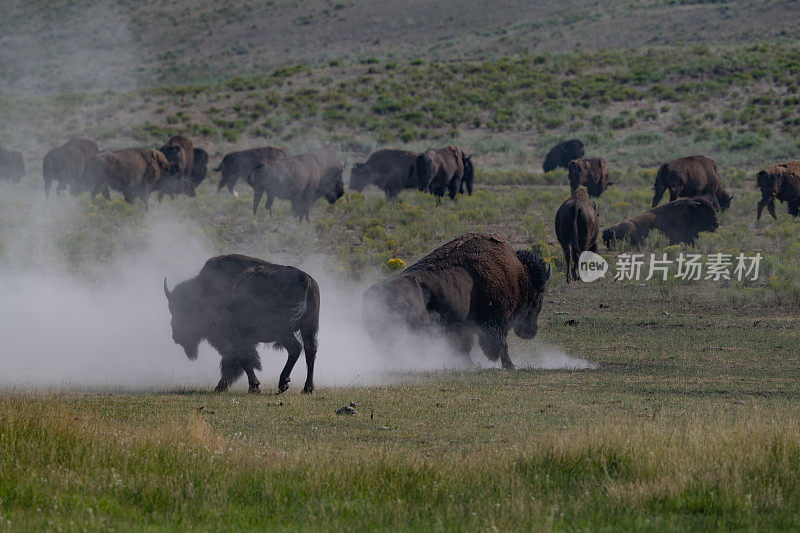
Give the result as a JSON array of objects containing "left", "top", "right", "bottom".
[
  {"left": 568, "top": 158, "right": 610, "bottom": 197},
  {"left": 652, "top": 155, "right": 732, "bottom": 211},
  {"left": 362, "top": 233, "right": 551, "bottom": 369},
  {"left": 413, "top": 145, "right": 465, "bottom": 201},
  {"left": 756, "top": 161, "right": 800, "bottom": 220}
]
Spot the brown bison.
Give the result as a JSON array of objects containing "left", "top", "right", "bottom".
[
  {"left": 756, "top": 161, "right": 800, "bottom": 220},
  {"left": 215, "top": 146, "right": 287, "bottom": 194},
  {"left": 0, "top": 145, "right": 25, "bottom": 182},
  {"left": 350, "top": 149, "right": 418, "bottom": 200},
  {"left": 248, "top": 151, "right": 344, "bottom": 221},
  {"left": 569, "top": 158, "right": 610, "bottom": 197},
  {"left": 362, "top": 233, "right": 551, "bottom": 369},
  {"left": 543, "top": 139, "right": 584, "bottom": 173},
  {"left": 42, "top": 138, "right": 99, "bottom": 198},
  {"left": 81, "top": 148, "right": 193, "bottom": 205},
  {"left": 164, "top": 254, "right": 320, "bottom": 394},
  {"left": 190, "top": 148, "right": 209, "bottom": 186},
  {"left": 652, "top": 155, "right": 732, "bottom": 211},
  {"left": 414, "top": 145, "right": 466, "bottom": 202},
  {"left": 555, "top": 188, "right": 599, "bottom": 282},
  {"left": 603, "top": 198, "right": 718, "bottom": 249},
  {"left": 158, "top": 135, "right": 194, "bottom": 199}
]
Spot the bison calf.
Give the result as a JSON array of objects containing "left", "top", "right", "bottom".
[
  {"left": 555, "top": 188, "right": 599, "bottom": 282},
  {"left": 603, "top": 197, "right": 718, "bottom": 249},
  {"left": 164, "top": 254, "right": 320, "bottom": 394},
  {"left": 756, "top": 161, "right": 800, "bottom": 220},
  {"left": 568, "top": 158, "right": 610, "bottom": 197},
  {"left": 363, "top": 233, "right": 551, "bottom": 369},
  {"left": 652, "top": 155, "right": 732, "bottom": 211}
]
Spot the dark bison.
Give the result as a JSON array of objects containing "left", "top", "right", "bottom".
[
  {"left": 190, "top": 148, "right": 209, "bottom": 186},
  {"left": 158, "top": 135, "right": 194, "bottom": 200},
  {"left": 164, "top": 254, "right": 319, "bottom": 394},
  {"left": 0, "top": 145, "right": 25, "bottom": 182},
  {"left": 42, "top": 138, "right": 99, "bottom": 198},
  {"left": 413, "top": 145, "right": 465, "bottom": 202},
  {"left": 81, "top": 148, "right": 193, "bottom": 205},
  {"left": 248, "top": 151, "right": 344, "bottom": 221},
  {"left": 350, "top": 149, "right": 418, "bottom": 200},
  {"left": 362, "top": 233, "right": 551, "bottom": 369},
  {"left": 756, "top": 161, "right": 800, "bottom": 220},
  {"left": 215, "top": 146, "right": 287, "bottom": 194},
  {"left": 652, "top": 155, "right": 732, "bottom": 211},
  {"left": 603, "top": 198, "right": 718, "bottom": 249},
  {"left": 569, "top": 158, "right": 610, "bottom": 197},
  {"left": 543, "top": 139, "right": 584, "bottom": 173},
  {"left": 460, "top": 153, "right": 475, "bottom": 196},
  {"left": 555, "top": 188, "right": 599, "bottom": 282}
]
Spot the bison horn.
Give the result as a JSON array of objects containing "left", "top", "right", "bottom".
[{"left": 163, "top": 278, "right": 172, "bottom": 302}]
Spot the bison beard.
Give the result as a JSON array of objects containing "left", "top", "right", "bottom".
[
  {"left": 362, "top": 233, "right": 550, "bottom": 369},
  {"left": 164, "top": 254, "right": 320, "bottom": 394}
]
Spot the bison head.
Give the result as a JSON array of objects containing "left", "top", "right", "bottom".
[
  {"left": 602, "top": 223, "right": 634, "bottom": 250},
  {"left": 513, "top": 250, "right": 551, "bottom": 339},
  {"left": 321, "top": 165, "right": 345, "bottom": 204},
  {"left": 163, "top": 278, "right": 204, "bottom": 360},
  {"left": 349, "top": 163, "right": 368, "bottom": 192},
  {"left": 718, "top": 189, "right": 732, "bottom": 211}
]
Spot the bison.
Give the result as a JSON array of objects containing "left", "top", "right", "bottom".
[
  {"left": 460, "top": 153, "right": 475, "bottom": 196},
  {"left": 756, "top": 161, "right": 800, "bottom": 220},
  {"left": 248, "top": 151, "right": 344, "bottom": 221},
  {"left": 413, "top": 145, "right": 465, "bottom": 202},
  {"left": 164, "top": 254, "right": 319, "bottom": 394},
  {"left": 603, "top": 197, "right": 718, "bottom": 249},
  {"left": 42, "top": 138, "right": 99, "bottom": 198},
  {"left": 0, "top": 145, "right": 25, "bottom": 182},
  {"left": 362, "top": 233, "right": 551, "bottom": 369},
  {"left": 555, "top": 188, "right": 599, "bottom": 282},
  {"left": 350, "top": 149, "right": 418, "bottom": 200},
  {"left": 158, "top": 136, "right": 194, "bottom": 200},
  {"left": 190, "top": 148, "right": 209, "bottom": 186},
  {"left": 652, "top": 155, "right": 732, "bottom": 211},
  {"left": 543, "top": 139, "right": 584, "bottom": 173},
  {"left": 215, "top": 146, "right": 287, "bottom": 194},
  {"left": 568, "top": 158, "right": 610, "bottom": 197},
  {"left": 80, "top": 148, "right": 193, "bottom": 205}
]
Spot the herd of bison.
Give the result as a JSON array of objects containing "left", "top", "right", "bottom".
[{"left": 1, "top": 135, "right": 799, "bottom": 392}]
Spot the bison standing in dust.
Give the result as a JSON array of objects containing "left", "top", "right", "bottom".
[
  {"left": 543, "top": 139, "right": 584, "bottom": 173},
  {"left": 158, "top": 135, "right": 194, "bottom": 200},
  {"left": 362, "top": 233, "right": 551, "bottom": 369},
  {"left": 756, "top": 161, "right": 800, "bottom": 220},
  {"left": 569, "top": 158, "right": 610, "bottom": 197},
  {"left": 190, "top": 148, "right": 209, "bottom": 186},
  {"left": 603, "top": 197, "right": 718, "bottom": 249},
  {"left": 164, "top": 254, "right": 320, "bottom": 394},
  {"left": 81, "top": 148, "right": 193, "bottom": 205},
  {"left": 42, "top": 138, "right": 99, "bottom": 198},
  {"left": 0, "top": 145, "right": 25, "bottom": 182},
  {"left": 555, "top": 188, "right": 599, "bottom": 282},
  {"left": 248, "top": 151, "right": 344, "bottom": 221},
  {"left": 413, "top": 145, "right": 465, "bottom": 202},
  {"left": 350, "top": 149, "right": 418, "bottom": 200},
  {"left": 215, "top": 146, "right": 287, "bottom": 194},
  {"left": 652, "top": 155, "right": 732, "bottom": 211}
]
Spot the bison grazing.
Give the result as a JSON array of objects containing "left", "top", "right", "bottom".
[
  {"left": 190, "top": 148, "right": 209, "bottom": 186},
  {"left": 350, "top": 149, "right": 418, "bottom": 200},
  {"left": 569, "top": 158, "right": 610, "bottom": 197},
  {"left": 0, "top": 145, "right": 25, "bottom": 182},
  {"left": 215, "top": 146, "right": 287, "bottom": 194},
  {"left": 603, "top": 198, "right": 718, "bottom": 249},
  {"left": 362, "top": 233, "right": 551, "bottom": 369},
  {"left": 652, "top": 155, "right": 732, "bottom": 211},
  {"left": 164, "top": 254, "right": 319, "bottom": 394},
  {"left": 543, "top": 139, "right": 584, "bottom": 173},
  {"left": 555, "top": 188, "right": 599, "bottom": 282},
  {"left": 42, "top": 138, "right": 99, "bottom": 198},
  {"left": 81, "top": 148, "right": 193, "bottom": 205},
  {"left": 248, "top": 151, "right": 344, "bottom": 221},
  {"left": 414, "top": 145, "right": 465, "bottom": 201},
  {"left": 756, "top": 161, "right": 800, "bottom": 220}
]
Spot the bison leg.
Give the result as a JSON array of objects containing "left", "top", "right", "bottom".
[
  {"left": 278, "top": 334, "right": 303, "bottom": 393},
  {"left": 300, "top": 329, "right": 317, "bottom": 394},
  {"left": 789, "top": 198, "right": 800, "bottom": 217},
  {"left": 215, "top": 357, "right": 244, "bottom": 392},
  {"left": 253, "top": 188, "right": 263, "bottom": 215},
  {"left": 561, "top": 243, "right": 573, "bottom": 283},
  {"left": 479, "top": 325, "right": 514, "bottom": 369},
  {"left": 242, "top": 363, "right": 261, "bottom": 394},
  {"left": 767, "top": 197, "right": 778, "bottom": 219},
  {"left": 652, "top": 184, "right": 665, "bottom": 207},
  {"left": 56, "top": 181, "right": 67, "bottom": 195},
  {"left": 447, "top": 330, "right": 474, "bottom": 367}
]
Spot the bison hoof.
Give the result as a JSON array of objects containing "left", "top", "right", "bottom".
[
  {"left": 501, "top": 361, "right": 516, "bottom": 370},
  {"left": 278, "top": 378, "right": 290, "bottom": 393},
  {"left": 248, "top": 385, "right": 261, "bottom": 394},
  {"left": 302, "top": 385, "right": 314, "bottom": 394}
]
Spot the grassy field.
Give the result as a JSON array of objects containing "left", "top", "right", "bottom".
[{"left": 2, "top": 0, "right": 800, "bottom": 530}]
